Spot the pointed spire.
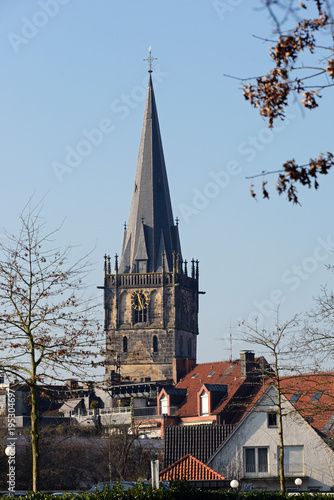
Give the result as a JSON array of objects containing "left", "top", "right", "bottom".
[{"left": 119, "top": 64, "right": 182, "bottom": 273}]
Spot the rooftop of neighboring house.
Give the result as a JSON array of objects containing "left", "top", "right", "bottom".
[
  {"left": 0, "top": 379, "right": 104, "bottom": 419},
  {"left": 279, "top": 372, "right": 334, "bottom": 435},
  {"left": 160, "top": 454, "right": 226, "bottom": 481},
  {"left": 171, "top": 352, "right": 268, "bottom": 423},
  {"left": 163, "top": 424, "right": 235, "bottom": 467},
  {"left": 230, "top": 371, "right": 334, "bottom": 436}
]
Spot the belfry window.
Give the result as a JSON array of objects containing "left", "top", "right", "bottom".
[
  {"left": 135, "top": 308, "right": 147, "bottom": 323},
  {"left": 131, "top": 290, "right": 149, "bottom": 323}
]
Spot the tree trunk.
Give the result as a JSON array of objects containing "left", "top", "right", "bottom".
[
  {"left": 275, "top": 364, "right": 285, "bottom": 492},
  {"left": 30, "top": 383, "right": 39, "bottom": 492}
]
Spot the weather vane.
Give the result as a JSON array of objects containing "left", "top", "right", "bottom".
[{"left": 143, "top": 46, "right": 157, "bottom": 73}]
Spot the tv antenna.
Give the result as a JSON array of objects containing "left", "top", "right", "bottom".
[{"left": 215, "top": 320, "right": 236, "bottom": 362}]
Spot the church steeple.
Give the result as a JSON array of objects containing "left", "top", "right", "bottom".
[
  {"left": 104, "top": 57, "right": 199, "bottom": 385},
  {"left": 119, "top": 73, "right": 182, "bottom": 274}
]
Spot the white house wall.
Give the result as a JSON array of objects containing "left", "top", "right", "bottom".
[{"left": 208, "top": 388, "right": 334, "bottom": 491}]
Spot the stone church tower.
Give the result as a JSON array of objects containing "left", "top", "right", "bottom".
[{"left": 103, "top": 67, "right": 200, "bottom": 384}]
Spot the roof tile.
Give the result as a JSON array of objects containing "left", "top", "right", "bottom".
[{"left": 160, "top": 454, "right": 225, "bottom": 481}]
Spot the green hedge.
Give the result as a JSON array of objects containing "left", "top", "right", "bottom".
[{"left": 1, "top": 484, "right": 333, "bottom": 500}]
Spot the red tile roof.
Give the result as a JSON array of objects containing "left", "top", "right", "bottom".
[
  {"left": 237, "top": 372, "right": 334, "bottom": 435},
  {"left": 160, "top": 454, "right": 225, "bottom": 481},
  {"left": 174, "top": 359, "right": 264, "bottom": 421},
  {"left": 279, "top": 372, "right": 334, "bottom": 434}
]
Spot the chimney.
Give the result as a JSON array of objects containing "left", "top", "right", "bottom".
[
  {"left": 66, "top": 379, "right": 79, "bottom": 390},
  {"left": 240, "top": 351, "right": 255, "bottom": 377}
]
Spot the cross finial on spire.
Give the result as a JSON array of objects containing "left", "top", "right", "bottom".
[{"left": 143, "top": 47, "right": 157, "bottom": 73}]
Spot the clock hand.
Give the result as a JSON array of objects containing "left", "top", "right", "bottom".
[{"left": 138, "top": 293, "right": 143, "bottom": 311}]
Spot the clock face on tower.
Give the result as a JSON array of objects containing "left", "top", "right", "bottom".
[{"left": 130, "top": 289, "right": 150, "bottom": 311}]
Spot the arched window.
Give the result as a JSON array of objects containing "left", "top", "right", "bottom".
[
  {"left": 153, "top": 335, "right": 158, "bottom": 353},
  {"left": 123, "top": 336, "right": 128, "bottom": 353},
  {"left": 134, "top": 307, "right": 147, "bottom": 323},
  {"left": 132, "top": 291, "right": 149, "bottom": 323}
]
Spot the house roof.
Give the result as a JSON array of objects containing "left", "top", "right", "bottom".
[
  {"left": 59, "top": 398, "right": 83, "bottom": 413},
  {"left": 279, "top": 372, "right": 334, "bottom": 434},
  {"left": 160, "top": 454, "right": 225, "bottom": 481},
  {"left": 202, "top": 384, "right": 228, "bottom": 393},
  {"left": 207, "top": 381, "right": 334, "bottom": 475},
  {"left": 163, "top": 388, "right": 187, "bottom": 396},
  {"left": 164, "top": 424, "right": 234, "bottom": 467},
  {"left": 174, "top": 358, "right": 264, "bottom": 420},
  {"left": 226, "top": 371, "right": 334, "bottom": 436}
]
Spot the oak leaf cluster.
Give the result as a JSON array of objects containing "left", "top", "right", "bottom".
[{"left": 243, "top": 0, "right": 334, "bottom": 203}]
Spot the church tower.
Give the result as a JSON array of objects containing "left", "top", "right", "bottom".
[{"left": 103, "top": 60, "right": 200, "bottom": 384}]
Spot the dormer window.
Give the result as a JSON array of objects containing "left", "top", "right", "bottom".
[{"left": 200, "top": 391, "right": 209, "bottom": 416}]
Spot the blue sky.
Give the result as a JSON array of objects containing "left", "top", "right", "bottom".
[{"left": 1, "top": 1, "right": 334, "bottom": 370}]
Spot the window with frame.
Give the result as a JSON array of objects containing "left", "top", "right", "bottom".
[
  {"left": 279, "top": 445, "right": 304, "bottom": 475},
  {"left": 244, "top": 447, "right": 268, "bottom": 475},
  {"left": 290, "top": 393, "right": 301, "bottom": 403},
  {"left": 200, "top": 391, "right": 209, "bottom": 416},
  {"left": 310, "top": 392, "right": 323, "bottom": 402},
  {"left": 134, "top": 307, "right": 147, "bottom": 323},
  {"left": 268, "top": 412, "right": 277, "bottom": 427},
  {"left": 160, "top": 395, "right": 168, "bottom": 415}
]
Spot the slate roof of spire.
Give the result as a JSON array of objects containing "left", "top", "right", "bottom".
[{"left": 119, "top": 74, "right": 182, "bottom": 273}]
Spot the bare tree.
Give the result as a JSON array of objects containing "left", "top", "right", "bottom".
[
  {"left": 239, "top": 0, "right": 334, "bottom": 203},
  {"left": 107, "top": 423, "right": 151, "bottom": 481},
  {"left": 302, "top": 267, "right": 334, "bottom": 365},
  {"left": 240, "top": 313, "right": 299, "bottom": 491},
  {"left": 0, "top": 201, "right": 102, "bottom": 491}
]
